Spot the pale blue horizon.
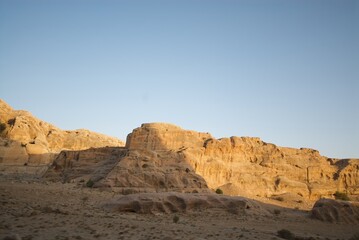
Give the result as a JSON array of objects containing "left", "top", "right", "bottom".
[{"left": 0, "top": 0, "right": 358, "bottom": 158}]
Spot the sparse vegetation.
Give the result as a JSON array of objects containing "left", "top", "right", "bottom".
[
  {"left": 86, "top": 179, "right": 94, "bottom": 188},
  {"left": 334, "top": 191, "right": 350, "bottom": 201},
  {"left": 277, "top": 229, "right": 295, "bottom": 240},
  {"left": 0, "top": 122, "right": 6, "bottom": 134},
  {"left": 215, "top": 188, "right": 223, "bottom": 194},
  {"left": 274, "top": 196, "right": 284, "bottom": 202},
  {"left": 274, "top": 209, "right": 281, "bottom": 215},
  {"left": 7, "top": 118, "right": 15, "bottom": 125},
  {"left": 173, "top": 215, "right": 179, "bottom": 223}
]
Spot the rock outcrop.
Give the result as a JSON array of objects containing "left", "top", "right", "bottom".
[
  {"left": 1, "top": 99, "right": 357, "bottom": 201},
  {"left": 102, "top": 192, "right": 265, "bottom": 215},
  {"left": 96, "top": 123, "right": 211, "bottom": 194},
  {"left": 0, "top": 99, "right": 124, "bottom": 170},
  {"left": 44, "top": 147, "right": 128, "bottom": 183},
  {"left": 311, "top": 198, "right": 359, "bottom": 224},
  {"left": 106, "top": 123, "right": 358, "bottom": 200}
]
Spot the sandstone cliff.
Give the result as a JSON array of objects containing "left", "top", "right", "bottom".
[
  {"left": 2, "top": 99, "right": 357, "bottom": 201},
  {"left": 0, "top": 99, "right": 124, "bottom": 170},
  {"left": 110, "top": 123, "right": 358, "bottom": 200}
]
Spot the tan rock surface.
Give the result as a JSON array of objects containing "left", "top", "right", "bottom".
[
  {"left": 44, "top": 147, "right": 128, "bottom": 183},
  {"left": 0, "top": 99, "right": 124, "bottom": 169},
  {"left": 119, "top": 123, "right": 358, "bottom": 200},
  {"left": 99, "top": 147, "right": 211, "bottom": 194},
  {"left": 1, "top": 98, "right": 357, "bottom": 202}
]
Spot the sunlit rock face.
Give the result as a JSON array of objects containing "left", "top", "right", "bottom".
[
  {"left": 0, "top": 99, "right": 124, "bottom": 168},
  {"left": 120, "top": 123, "right": 358, "bottom": 200},
  {"left": 99, "top": 123, "right": 212, "bottom": 194},
  {"left": 1, "top": 97, "right": 357, "bottom": 200}
]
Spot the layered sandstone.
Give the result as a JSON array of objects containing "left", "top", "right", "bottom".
[
  {"left": 117, "top": 123, "right": 358, "bottom": 200},
  {"left": 97, "top": 123, "right": 211, "bottom": 194},
  {"left": 1, "top": 99, "right": 357, "bottom": 201},
  {"left": 44, "top": 147, "right": 127, "bottom": 183},
  {"left": 0, "top": 99, "right": 124, "bottom": 169}
]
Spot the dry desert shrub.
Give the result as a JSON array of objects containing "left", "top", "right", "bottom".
[
  {"left": 0, "top": 122, "right": 6, "bottom": 134},
  {"left": 334, "top": 191, "right": 350, "bottom": 201},
  {"left": 215, "top": 188, "right": 223, "bottom": 194},
  {"left": 274, "top": 209, "right": 281, "bottom": 215},
  {"left": 86, "top": 179, "right": 94, "bottom": 188},
  {"left": 277, "top": 229, "right": 295, "bottom": 240},
  {"left": 274, "top": 196, "right": 284, "bottom": 202}
]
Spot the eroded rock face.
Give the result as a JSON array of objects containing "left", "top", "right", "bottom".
[
  {"left": 102, "top": 192, "right": 265, "bottom": 215},
  {"left": 126, "top": 123, "right": 211, "bottom": 151},
  {"left": 311, "top": 199, "right": 359, "bottom": 224},
  {"left": 99, "top": 148, "right": 210, "bottom": 194},
  {"left": 0, "top": 99, "right": 124, "bottom": 168},
  {"left": 97, "top": 123, "right": 211, "bottom": 194},
  {"left": 118, "top": 123, "right": 358, "bottom": 200},
  {"left": 44, "top": 147, "right": 128, "bottom": 183}
]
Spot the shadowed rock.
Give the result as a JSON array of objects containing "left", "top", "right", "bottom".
[
  {"left": 102, "top": 192, "right": 264, "bottom": 215},
  {"left": 311, "top": 198, "right": 359, "bottom": 224}
]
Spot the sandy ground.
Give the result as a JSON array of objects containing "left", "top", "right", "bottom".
[{"left": 0, "top": 177, "right": 358, "bottom": 240}]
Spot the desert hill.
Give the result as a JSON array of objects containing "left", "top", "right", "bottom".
[
  {"left": 0, "top": 99, "right": 124, "bottom": 174},
  {"left": 46, "top": 122, "right": 359, "bottom": 202},
  {"left": 99, "top": 123, "right": 358, "bottom": 200},
  {"left": 1, "top": 100, "right": 359, "bottom": 239},
  {"left": 1, "top": 100, "right": 358, "bottom": 201}
]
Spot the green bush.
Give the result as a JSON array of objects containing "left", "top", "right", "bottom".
[
  {"left": 215, "top": 188, "right": 223, "bottom": 194},
  {"left": 277, "top": 229, "right": 295, "bottom": 240},
  {"left": 334, "top": 191, "right": 350, "bottom": 201},
  {"left": 86, "top": 179, "right": 94, "bottom": 188}
]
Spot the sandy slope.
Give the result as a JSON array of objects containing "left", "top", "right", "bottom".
[{"left": 0, "top": 177, "right": 357, "bottom": 240}]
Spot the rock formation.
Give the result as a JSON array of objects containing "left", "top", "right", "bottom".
[
  {"left": 104, "top": 123, "right": 358, "bottom": 200},
  {"left": 102, "top": 192, "right": 265, "bottom": 215},
  {"left": 0, "top": 99, "right": 124, "bottom": 172},
  {"left": 97, "top": 123, "right": 211, "bottom": 194},
  {"left": 44, "top": 147, "right": 128, "bottom": 183},
  {"left": 311, "top": 198, "right": 359, "bottom": 224},
  {"left": 1, "top": 99, "right": 357, "bottom": 201}
]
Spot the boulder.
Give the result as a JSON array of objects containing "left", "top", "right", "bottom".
[
  {"left": 311, "top": 198, "right": 359, "bottom": 224},
  {"left": 102, "top": 192, "right": 265, "bottom": 215}
]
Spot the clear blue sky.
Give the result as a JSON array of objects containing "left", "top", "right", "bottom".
[{"left": 1, "top": 0, "right": 358, "bottom": 158}]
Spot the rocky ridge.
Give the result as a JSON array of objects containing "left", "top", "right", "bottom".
[
  {"left": 104, "top": 123, "right": 358, "bottom": 200},
  {"left": 1, "top": 100, "right": 358, "bottom": 202},
  {"left": 0, "top": 99, "right": 124, "bottom": 172}
]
